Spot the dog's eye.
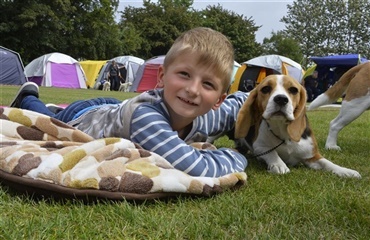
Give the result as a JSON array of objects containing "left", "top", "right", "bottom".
[
  {"left": 261, "top": 86, "right": 271, "bottom": 94},
  {"left": 289, "top": 87, "right": 298, "bottom": 95}
]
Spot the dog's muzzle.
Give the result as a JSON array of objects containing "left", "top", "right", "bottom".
[{"left": 274, "top": 94, "right": 289, "bottom": 106}]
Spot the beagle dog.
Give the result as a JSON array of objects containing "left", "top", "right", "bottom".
[
  {"left": 234, "top": 74, "right": 361, "bottom": 178},
  {"left": 308, "top": 62, "right": 370, "bottom": 150}
]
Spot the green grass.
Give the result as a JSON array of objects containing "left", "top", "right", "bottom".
[
  {"left": 1, "top": 85, "right": 369, "bottom": 239},
  {"left": 0, "top": 85, "right": 139, "bottom": 105}
]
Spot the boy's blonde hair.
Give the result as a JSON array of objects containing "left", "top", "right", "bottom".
[{"left": 164, "top": 27, "right": 234, "bottom": 93}]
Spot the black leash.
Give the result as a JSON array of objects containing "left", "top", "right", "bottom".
[
  {"left": 244, "top": 119, "right": 286, "bottom": 159},
  {"left": 251, "top": 139, "right": 285, "bottom": 158}
]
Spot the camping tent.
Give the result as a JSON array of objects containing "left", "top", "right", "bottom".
[
  {"left": 230, "top": 61, "right": 241, "bottom": 85},
  {"left": 93, "top": 56, "right": 144, "bottom": 90},
  {"left": 79, "top": 60, "right": 107, "bottom": 88},
  {"left": 25, "top": 52, "right": 87, "bottom": 88},
  {"left": 130, "top": 55, "right": 165, "bottom": 92},
  {"left": 309, "top": 54, "right": 367, "bottom": 67},
  {"left": 0, "top": 46, "right": 27, "bottom": 85},
  {"left": 229, "top": 55, "right": 305, "bottom": 94},
  {"left": 305, "top": 54, "right": 368, "bottom": 92},
  {"left": 112, "top": 56, "right": 144, "bottom": 84}
]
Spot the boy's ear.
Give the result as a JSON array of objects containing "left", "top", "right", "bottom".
[
  {"left": 212, "top": 93, "right": 227, "bottom": 110},
  {"left": 156, "top": 65, "right": 164, "bottom": 88}
]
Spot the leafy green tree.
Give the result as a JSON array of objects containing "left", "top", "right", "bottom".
[
  {"left": 66, "top": 0, "right": 122, "bottom": 60},
  {"left": 282, "top": 0, "right": 370, "bottom": 62},
  {"left": 199, "top": 5, "right": 262, "bottom": 63},
  {"left": 0, "top": 0, "right": 121, "bottom": 63},
  {"left": 119, "top": 1, "right": 262, "bottom": 62},
  {"left": 118, "top": 20, "right": 144, "bottom": 57},
  {"left": 261, "top": 31, "right": 304, "bottom": 64},
  {"left": 119, "top": 0, "right": 200, "bottom": 59},
  {"left": 1, "top": 0, "right": 73, "bottom": 63},
  {"left": 1, "top": 0, "right": 265, "bottom": 64}
]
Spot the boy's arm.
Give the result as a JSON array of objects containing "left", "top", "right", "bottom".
[
  {"left": 130, "top": 106, "right": 247, "bottom": 177},
  {"left": 205, "top": 91, "right": 249, "bottom": 136}
]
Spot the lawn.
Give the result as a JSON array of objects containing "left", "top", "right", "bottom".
[{"left": 1, "top": 85, "right": 369, "bottom": 239}]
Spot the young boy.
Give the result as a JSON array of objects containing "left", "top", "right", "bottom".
[{"left": 10, "top": 27, "right": 248, "bottom": 177}]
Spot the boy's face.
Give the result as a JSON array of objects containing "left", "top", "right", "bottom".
[{"left": 158, "top": 52, "right": 227, "bottom": 122}]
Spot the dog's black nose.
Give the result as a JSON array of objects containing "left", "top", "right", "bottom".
[{"left": 274, "top": 94, "right": 289, "bottom": 106}]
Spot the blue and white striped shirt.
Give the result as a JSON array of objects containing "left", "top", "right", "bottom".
[
  {"left": 71, "top": 89, "right": 248, "bottom": 177},
  {"left": 129, "top": 90, "right": 248, "bottom": 177}
]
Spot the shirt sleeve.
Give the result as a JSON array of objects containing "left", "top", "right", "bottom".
[
  {"left": 129, "top": 105, "right": 248, "bottom": 177},
  {"left": 205, "top": 91, "right": 249, "bottom": 136}
]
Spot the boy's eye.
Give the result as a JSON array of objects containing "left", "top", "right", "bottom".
[
  {"left": 179, "top": 71, "right": 190, "bottom": 78},
  {"left": 203, "top": 81, "right": 215, "bottom": 89}
]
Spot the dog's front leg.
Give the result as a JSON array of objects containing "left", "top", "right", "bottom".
[
  {"left": 253, "top": 132, "right": 290, "bottom": 174},
  {"left": 257, "top": 150, "right": 291, "bottom": 174}
]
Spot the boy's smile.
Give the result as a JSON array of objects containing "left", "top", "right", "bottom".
[
  {"left": 158, "top": 52, "right": 227, "bottom": 132},
  {"left": 178, "top": 96, "right": 198, "bottom": 106}
]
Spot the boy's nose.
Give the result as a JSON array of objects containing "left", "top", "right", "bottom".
[{"left": 186, "top": 81, "right": 200, "bottom": 96}]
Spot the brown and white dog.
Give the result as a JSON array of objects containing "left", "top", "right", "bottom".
[
  {"left": 234, "top": 74, "right": 361, "bottom": 178},
  {"left": 308, "top": 62, "right": 370, "bottom": 150}
]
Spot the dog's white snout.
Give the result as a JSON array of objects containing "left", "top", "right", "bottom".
[{"left": 273, "top": 94, "right": 289, "bottom": 106}]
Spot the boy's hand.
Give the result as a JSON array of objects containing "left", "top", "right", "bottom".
[
  {"left": 190, "top": 142, "right": 217, "bottom": 150},
  {"left": 229, "top": 148, "right": 239, "bottom": 153}
]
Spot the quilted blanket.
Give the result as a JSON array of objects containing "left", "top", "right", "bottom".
[{"left": 0, "top": 107, "right": 247, "bottom": 201}]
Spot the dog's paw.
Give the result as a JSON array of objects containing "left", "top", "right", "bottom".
[
  {"left": 333, "top": 167, "right": 361, "bottom": 178},
  {"left": 267, "top": 164, "right": 290, "bottom": 174},
  {"left": 325, "top": 144, "right": 341, "bottom": 151}
]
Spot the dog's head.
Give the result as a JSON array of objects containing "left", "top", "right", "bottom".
[{"left": 235, "top": 74, "right": 307, "bottom": 142}]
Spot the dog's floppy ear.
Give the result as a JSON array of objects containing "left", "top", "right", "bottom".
[
  {"left": 235, "top": 89, "right": 259, "bottom": 139},
  {"left": 287, "top": 84, "right": 307, "bottom": 142}
]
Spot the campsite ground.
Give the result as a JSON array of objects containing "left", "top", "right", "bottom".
[{"left": 0, "top": 86, "right": 369, "bottom": 239}]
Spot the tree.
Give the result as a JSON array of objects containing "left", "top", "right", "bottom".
[
  {"left": 282, "top": 0, "right": 370, "bottom": 64},
  {"left": 0, "top": 0, "right": 121, "bottom": 63},
  {"left": 199, "top": 5, "right": 262, "bottom": 63},
  {"left": 119, "top": 1, "right": 262, "bottom": 62},
  {"left": 1, "top": 0, "right": 74, "bottom": 63},
  {"left": 261, "top": 31, "right": 303, "bottom": 64},
  {"left": 1, "top": 0, "right": 265, "bottom": 64},
  {"left": 119, "top": 0, "right": 200, "bottom": 59},
  {"left": 66, "top": 0, "right": 122, "bottom": 60}
]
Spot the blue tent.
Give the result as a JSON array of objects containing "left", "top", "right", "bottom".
[
  {"left": 0, "top": 46, "right": 27, "bottom": 85},
  {"left": 306, "top": 54, "right": 368, "bottom": 92},
  {"left": 309, "top": 54, "right": 368, "bottom": 67}
]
